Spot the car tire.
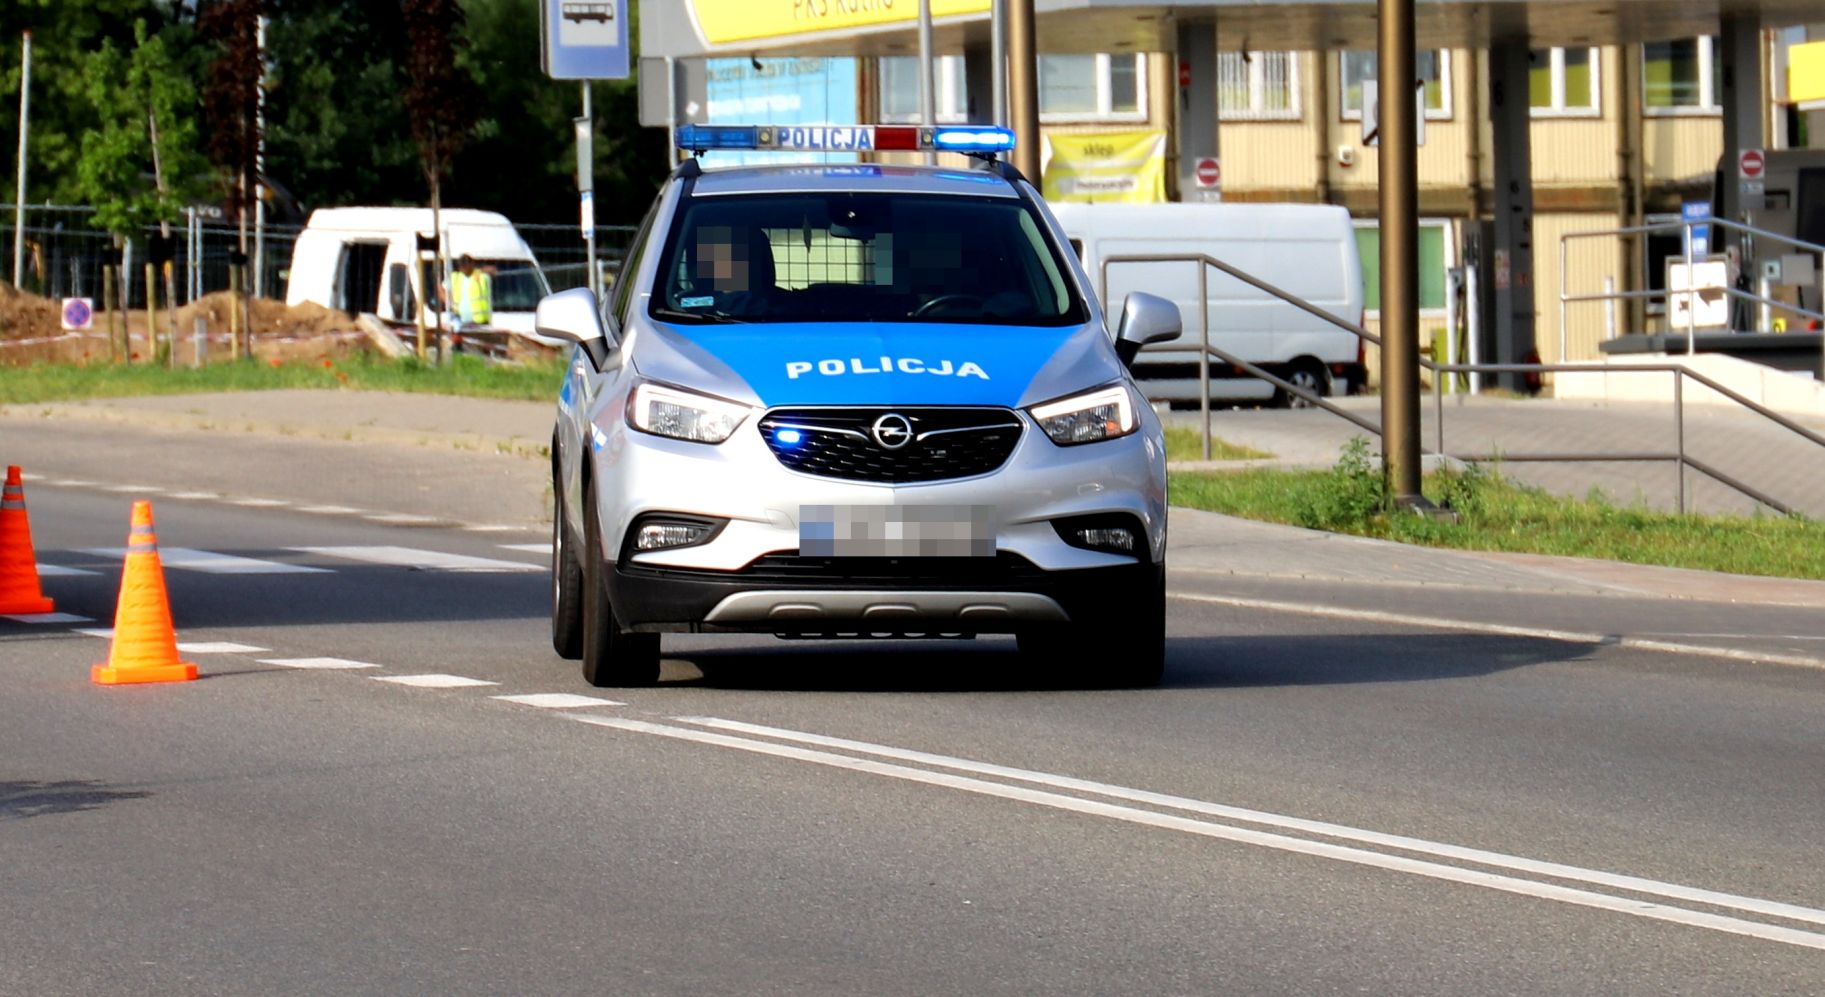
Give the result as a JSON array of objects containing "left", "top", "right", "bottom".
[
  {"left": 1277, "top": 359, "right": 1330, "bottom": 409},
  {"left": 580, "top": 479, "right": 661, "bottom": 687},
  {"left": 1018, "top": 564, "right": 1166, "bottom": 689},
  {"left": 550, "top": 469, "right": 585, "bottom": 661}
]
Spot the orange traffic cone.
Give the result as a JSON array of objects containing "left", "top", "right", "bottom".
[
  {"left": 0, "top": 465, "right": 56, "bottom": 615},
  {"left": 92, "top": 501, "right": 197, "bottom": 686}
]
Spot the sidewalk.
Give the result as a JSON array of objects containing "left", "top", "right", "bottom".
[{"left": 10, "top": 389, "right": 1824, "bottom": 612}]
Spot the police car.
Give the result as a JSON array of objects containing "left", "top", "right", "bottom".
[{"left": 539, "top": 123, "right": 1180, "bottom": 687}]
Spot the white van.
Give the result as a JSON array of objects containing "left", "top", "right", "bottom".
[
  {"left": 284, "top": 207, "right": 553, "bottom": 342},
  {"left": 1049, "top": 202, "right": 1366, "bottom": 406}
]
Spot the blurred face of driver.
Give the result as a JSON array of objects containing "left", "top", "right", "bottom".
[{"left": 695, "top": 226, "right": 749, "bottom": 293}]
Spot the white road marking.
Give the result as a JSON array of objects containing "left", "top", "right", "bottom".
[
  {"left": 50, "top": 479, "right": 95, "bottom": 487},
  {"left": 73, "top": 628, "right": 113, "bottom": 638},
  {"left": 259, "top": 656, "right": 381, "bottom": 670},
  {"left": 679, "top": 716, "right": 1825, "bottom": 928},
  {"left": 230, "top": 497, "right": 289, "bottom": 508},
  {"left": 291, "top": 545, "right": 543, "bottom": 573},
  {"left": 465, "top": 525, "right": 530, "bottom": 533},
  {"left": 176, "top": 641, "right": 269, "bottom": 654},
  {"left": 375, "top": 673, "right": 499, "bottom": 688},
  {"left": 103, "top": 484, "right": 162, "bottom": 493},
  {"left": 3, "top": 612, "right": 92, "bottom": 624},
  {"left": 1171, "top": 592, "right": 1825, "bottom": 671},
  {"left": 493, "top": 692, "right": 624, "bottom": 709},
  {"left": 496, "top": 543, "right": 552, "bottom": 554},
  {"left": 576, "top": 715, "right": 1825, "bottom": 952},
  {"left": 35, "top": 564, "right": 100, "bottom": 577},
  {"left": 1639, "top": 632, "right": 1825, "bottom": 642},
  {"left": 166, "top": 491, "right": 223, "bottom": 500},
  {"left": 364, "top": 513, "right": 442, "bottom": 525},
  {"left": 83, "top": 547, "right": 332, "bottom": 575}
]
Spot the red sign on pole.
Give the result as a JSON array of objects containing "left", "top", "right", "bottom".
[
  {"left": 1739, "top": 148, "right": 1766, "bottom": 180},
  {"left": 1194, "top": 157, "right": 1221, "bottom": 188}
]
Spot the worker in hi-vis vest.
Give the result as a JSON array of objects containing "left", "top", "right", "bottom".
[{"left": 446, "top": 255, "right": 493, "bottom": 329}]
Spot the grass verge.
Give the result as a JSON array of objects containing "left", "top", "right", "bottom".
[
  {"left": 1170, "top": 437, "right": 1825, "bottom": 580},
  {"left": 1163, "top": 426, "right": 1273, "bottom": 462},
  {"left": 0, "top": 354, "right": 567, "bottom": 404}
]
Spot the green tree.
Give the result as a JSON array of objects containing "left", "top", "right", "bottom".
[{"left": 74, "top": 19, "right": 211, "bottom": 238}]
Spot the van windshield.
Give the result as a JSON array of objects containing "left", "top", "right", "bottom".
[
  {"left": 650, "top": 193, "right": 1086, "bottom": 326},
  {"left": 481, "top": 262, "right": 549, "bottom": 312}
]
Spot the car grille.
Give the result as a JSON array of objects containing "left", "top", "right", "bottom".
[{"left": 758, "top": 407, "right": 1024, "bottom": 483}]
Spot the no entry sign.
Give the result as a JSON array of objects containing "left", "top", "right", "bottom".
[
  {"left": 1738, "top": 148, "right": 1765, "bottom": 180},
  {"left": 1194, "top": 157, "right": 1221, "bottom": 188}
]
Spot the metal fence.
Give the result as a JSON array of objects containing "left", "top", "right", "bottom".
[{"left": 2, "top": 204, "right": 640, "bottom": 304}]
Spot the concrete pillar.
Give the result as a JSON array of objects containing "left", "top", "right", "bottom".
[
  {"left": 1487, "top": 44, "right": 1536, "bottom": 388},
  {"left": 1719, "top": 14, "right": 1764, "bottom": 227},
  {"left": 1175, "top": 21, "right": 1219, "bottom": 202}
]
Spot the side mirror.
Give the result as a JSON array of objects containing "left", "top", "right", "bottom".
[
  {"left": 1113, "top": 291, "right": 1181, "bottom": 368},
  {"left": 535, "top": 287, "right": 610, "bottom": 368}
]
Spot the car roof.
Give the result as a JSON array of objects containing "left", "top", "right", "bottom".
[{"left": 686, "top": 163, "right": 1019, "bottom": 199}]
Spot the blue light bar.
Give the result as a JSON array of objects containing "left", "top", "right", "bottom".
[
  {"left": 674, "top": 124, "right": 1016, "bottom": 156},
  {"left": 674, "top": 124, "right": 760, "bottom": 151},
  {"left": 931, "top": 127, "right": 1017, "bottom": 153}
]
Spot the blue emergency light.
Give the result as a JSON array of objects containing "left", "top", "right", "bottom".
[{"left": 675, "top": 124, "right": 1016, "bottom": 157}]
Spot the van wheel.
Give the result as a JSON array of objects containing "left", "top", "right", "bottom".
[
  {"left": 1277, "top": 359, "right": 1331, "bottom": 409},
  {"left": 580, "top": 480, "right": 661, "bottom": 687},
  {"left": 551, "top": 473, "right": 584, "bottom": 661}
]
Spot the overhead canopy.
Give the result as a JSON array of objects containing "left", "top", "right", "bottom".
[{"left": 643, "top": 0, "right": 1825, "bottom": 58}]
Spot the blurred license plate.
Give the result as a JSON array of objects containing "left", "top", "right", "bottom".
[{"left": 799, "top": 505, "right": 995, "bottom": 558}]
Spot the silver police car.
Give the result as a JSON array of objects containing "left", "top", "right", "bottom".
[{"left": 538, "top": 124, "right": 1179, "bottom": 688}]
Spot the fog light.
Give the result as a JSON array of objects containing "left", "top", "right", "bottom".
[
  {"left": 1075, "top": 527, "right": 1134, "bottom": 553},
  {"left": 636, "top": 521, "right": 714, "bottom": 551}
]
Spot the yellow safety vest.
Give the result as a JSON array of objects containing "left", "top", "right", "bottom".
[{"left": 453, "top": 269, "right": 492, "bottom": 325}]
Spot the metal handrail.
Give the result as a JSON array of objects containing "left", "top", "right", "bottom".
[{"left": 1099, "top": 251, "right": 1824, "bottom": 517}]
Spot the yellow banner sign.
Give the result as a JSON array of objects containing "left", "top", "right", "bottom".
[
  {"left": 1791, "top": 40, "right": 1825, "bottom": 104},
  {"left": 1042, "top": 130, "right": 1167, "bottom": 204},
  {"left": 689, "top": 0, "right": 990, "bottom": 46}
]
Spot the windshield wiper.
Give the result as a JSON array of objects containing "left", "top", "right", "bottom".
[{"left": 650, "top": 307, "right": 749, "bottom": 325}]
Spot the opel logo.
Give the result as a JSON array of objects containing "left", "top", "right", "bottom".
[{"left": 870, "top": 413, "right": 914, "bottom": 450}]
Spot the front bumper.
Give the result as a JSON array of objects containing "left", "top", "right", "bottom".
[{"left": 609, "top": 556, "right": 1161, "bottom": 634}]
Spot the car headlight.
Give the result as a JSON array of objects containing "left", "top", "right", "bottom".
[
  {"left": 1028, "top": 384, "right": 1138, "bottom": 446},
  {"left": 626, "top": 382, "right": 753, "bottom": 444}
]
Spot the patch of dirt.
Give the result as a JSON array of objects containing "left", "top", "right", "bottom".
[{"left": 0, "top": 286, "right": 370, "bottom": 365}]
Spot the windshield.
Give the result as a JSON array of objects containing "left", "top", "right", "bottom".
[
  {"left": 482, "top": 261, "right": 549, "bottom": 312},
  {"left": 650, "top": 192, "right": 1085, "bottom": 326}
]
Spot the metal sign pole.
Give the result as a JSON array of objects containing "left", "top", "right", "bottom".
[
  {"left": 918, "top": 0, "right": 936, "bottom": 130},
  {"left": 578, "top": 84, "right": 598, "bottom": 302},
  {"left": 12, "top": 31, "right": 30, "bottom": 289},
  {"left": 1007, "top": 0, "right": 1040, "bottom": 180},
  {"left": 1376, "top": 0, "right": 1424, "bottom": 507}
]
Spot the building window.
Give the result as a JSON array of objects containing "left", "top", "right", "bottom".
[
  {"left": 1339, "top": 50, "right": 1452, "bottom": 120},
  {"left": 1530, "top": 47, "right": 1600, "bottom": 116},
  {"left": 1354, "top": 221, "right": 1451, "bottom": 313},
  {"left": 1038, "top": 53, "right": 1147, "bottom": 121},
  {"left": 1219, "top": 51, "right": 1301, "bottom": 120},
  {"left": 880, "top": 55, "right": 969, "bottom": 123},
  {"left": 1643, "top": 36, "right": 1721, "bottom": 113}
]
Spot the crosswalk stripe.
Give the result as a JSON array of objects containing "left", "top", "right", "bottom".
[
  {"left": 82, "top": 547, "right": 332, "bottom": 574},
  {"left": 259, "top": 657, "right": 381, "bottom": 669},
  {"left": 291, "top": 546, "right": 543, "bottom": 573},
  {"left": 494, "top": 692, "right": 624, "bottom": 709},
  {"left": 36, "top": 564, "right": 101, "bottom": 576},
  {"left": 374, "top": 673, "right": 499, "bottom": 688}
]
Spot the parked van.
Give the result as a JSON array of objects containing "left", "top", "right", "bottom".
[
  {"left": 1049, "top": 202, "right": 1366, "bottom": 405},
  {"left": 284, "top": 207, "right": 553, "bottom": 342}
]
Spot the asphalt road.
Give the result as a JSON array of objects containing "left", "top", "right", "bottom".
[{"left": 4, "top": 436, "right": 1825, "bottom": 994}]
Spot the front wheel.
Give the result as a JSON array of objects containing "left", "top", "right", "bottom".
[
  {"left": 580, "top": 480, "right": 661, "bottom": 687},
  {"left": 550, "top": 475, "right": 585, "bottom": 660}
]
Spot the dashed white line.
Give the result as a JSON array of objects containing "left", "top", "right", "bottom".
[
  {"left": 103, "top": 484, "right": 162, "bottom": 493},
  {"left": 374, "top": 673, "right": 499, "bottom": 688},
  {"left": 496, "top": 543, "right": 551, "bottom": 554},
  {"left": 230, "top": 497, "right": 289, "bottom": 508},
  {"left": 166, "top": 491, "right": 223, "bottom": 500},
  {"left": 176, "top": 641, "right": 269, "bottom": 654},
  {"left": 299, "top": 505, "right": 362, "bottom": 515},
  {"left": 50, "top": 479, "right": 96, "bottom": 487},
  {"left": 35, "top": 564, "right": 101, "bottom": 577},
  {"left": 465, "top": 524, "right": 531, "bottom": 533},
  {"left": 259, "top": 656, "right": 382, "bottom": 670},
  {"left": 363, "top": 513, "right": 443, "bottom": 525},
  {"left": 493, "top": 692, "right": 624, "bottom": 709}
]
